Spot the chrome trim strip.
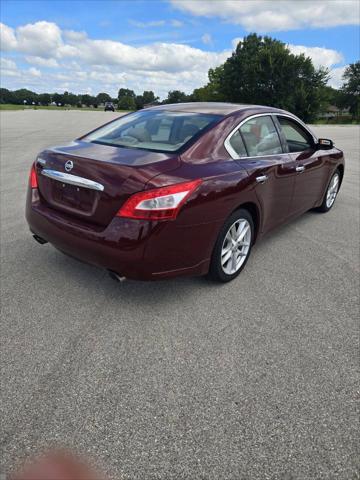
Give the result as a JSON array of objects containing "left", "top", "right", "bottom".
[
  {"left": 224, "top": 112, "right": 318, "bottom": 160},
  {"left": 36, "top": 157, "right": 46, "bottom": 166},
  {"left": 41, "top": 169, "right": 104, "bottom": 192}
]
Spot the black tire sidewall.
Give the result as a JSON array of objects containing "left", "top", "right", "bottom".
[{"left": 209, "top": 209, "right": 254, "bottom": 282}]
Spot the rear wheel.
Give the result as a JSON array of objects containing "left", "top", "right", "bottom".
[
  {"left": 317, "top": 170, "right": 340, "bottom": 213},
  {"left": 208, "top": 209, "right": 254, "bottom": 282}
]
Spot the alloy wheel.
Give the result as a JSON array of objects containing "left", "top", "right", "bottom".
[
  {"left": 221, "top": 218, "right": 252, "bottom": 275},
  {"left": 326, "top": 173, "right": 340, "bottom": 209}
]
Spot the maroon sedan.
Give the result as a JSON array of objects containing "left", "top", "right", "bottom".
[{"left": 26, "top": 103, "right": 344, "bottom": 282}]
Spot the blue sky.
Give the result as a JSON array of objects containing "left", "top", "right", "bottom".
[{"left": 1, "top": 0, "right": 359, "bottom": 98}]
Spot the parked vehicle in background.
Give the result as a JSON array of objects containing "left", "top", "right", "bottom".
[
  {"left": 104, "top": 102, "right": 115, "bottom": 112},
  {"left": 26, "top": 103, "right": 344, "bottom": 282}
]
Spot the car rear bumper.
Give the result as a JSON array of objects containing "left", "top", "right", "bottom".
[{"left": 26, "top": 188, "right": 216, "bottom": 280}]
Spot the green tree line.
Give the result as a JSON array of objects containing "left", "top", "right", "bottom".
[
  {"left": 0, "top": 89, "right": 114, "bottom": 107},
  {"left": 1, "top": 34, "right": 358, "bottom": 120},
  {"left": 0, "top": 87, "right": 160, "bottom": 111}
]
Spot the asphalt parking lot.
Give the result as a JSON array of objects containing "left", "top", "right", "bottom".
[{"left": 1, "top": 110, "right": 359, "bottom": 479}]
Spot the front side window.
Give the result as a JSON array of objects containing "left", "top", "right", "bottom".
[
  {"left": 277, "top": 117, "right": 313, "bottom": 152},
  {"left": 83, "top": 110, "right": 222, "bottom": 153},
  {"left": 239, "top": 115, "right": 282, "bottom": 157}
]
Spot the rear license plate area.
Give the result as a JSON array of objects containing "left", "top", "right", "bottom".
[{"left": 52, "top": 181, "right": 95, "bottom": 211}]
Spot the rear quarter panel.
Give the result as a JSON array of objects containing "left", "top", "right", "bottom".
[{"left": 144, "top": 158, "right": 259, "bottom": 273}]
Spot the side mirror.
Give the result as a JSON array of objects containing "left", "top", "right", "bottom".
[{"left": 316, "top": 138, "right": 334, "bottom": 150}]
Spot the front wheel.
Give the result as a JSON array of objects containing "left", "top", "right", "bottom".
[
  {"left": 317, "top": 170, "right": 341, "bottom": 213},
  {"left": 208, "top": 209, "right": 254, "bottom": 282}
]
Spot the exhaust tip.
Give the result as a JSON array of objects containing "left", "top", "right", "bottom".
[
  {"left": 33, "top": 234, "right": 48, "bottom": 245},
  {"left": 108, "top": 270, "right": 126, "bottom": 282}
]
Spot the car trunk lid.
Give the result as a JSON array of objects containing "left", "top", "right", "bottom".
[{"left": 35, "top": 140, "right": 180, "bottom": 227}]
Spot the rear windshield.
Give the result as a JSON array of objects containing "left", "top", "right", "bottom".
[{"left": 83, "top": 110, "right": 222, "bottom": 152}]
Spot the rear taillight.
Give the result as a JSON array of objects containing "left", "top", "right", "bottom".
[
  {"left": 29, "top": 163, "right": 38, "bottom": 189},
  {"left": 117, "top": 179, "right": 202, "bottom": 220}
]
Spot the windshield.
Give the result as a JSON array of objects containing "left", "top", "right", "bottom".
[{"left": 83, "top": 110, "right": 223, "bottom": 152}]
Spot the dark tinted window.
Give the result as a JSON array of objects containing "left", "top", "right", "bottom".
[
  {"left": 229, "top": 130, "right": 247, "bottom": 157},
  {"left": 278, "top": 117, "right": 313, "bottom": 152},
  {"left": 239, "top": 115, "right": 282, "bottom": 157}
]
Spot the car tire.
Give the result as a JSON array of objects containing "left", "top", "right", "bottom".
[
  {"left": 208, "top": 209, "right": 254, "bottom": 282},
  {"left": 316, "top": 169, "right": 341, "bottom": 213}
]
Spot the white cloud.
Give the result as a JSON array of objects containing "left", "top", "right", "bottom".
[
  {"left": 0, "top": 20, "right": 347, "bottom": 97},
  {"left": 51, "top": 72, "right": 77, "bottom": 82},
  {"left": 201, "top": 33, "right": 213, "bottom": 45},
  {"left": 61, "top": 38, "right": 229, "bottom": 72},
  {"left": 28, "top": 67, "right": 42, "bottom": 77},
  {"left": 57, "top": 44, "right": 80, "bottom": 58},
  {"left": 16, "top": 21, "right": 63, "bottom": 57},
  {"left": 0, "top": 57, "right": 20, "bottom": 77},
  {"left": 288, "top": 44, "right": 344, "bottom": 69},
  {"left": 1, "top": 68, "right": 20, "bottom": 78},
  {"left": 0, "top": 21, "right": 227, "bottom": 74},
  {"left": 1, "top": 58, "right": 45, "bottom": 87},
  {"left": 0, "top": 23, "right": 17, "bottom": 50},
  {"left": 25, "top": 56, "right": 59, "bottom": 68},
  {"left": 0, "top": 21, "right": 230, "bottom": 97},
  {"left": 0, "top": 57, "right": 17, "bottom": 70},
  {"left": 171, "top": 0, "right": 360, "bottom": 31},
  {"left": 328, "top": 66, "right": 347, "bottom": 88},
  {"left": 63, "top": 30, "right": 88, "bottom": 42}
]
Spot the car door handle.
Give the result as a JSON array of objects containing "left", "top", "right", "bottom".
[
  {"left": 256, "top": 175, "right": 268, "bottom": 184},
  {"left": 296, "top": 165, "right": 305, "bottom": 173}
]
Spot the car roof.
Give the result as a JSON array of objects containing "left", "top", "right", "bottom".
[{"left": 146, "top": 102, "right": 287, "bottom": 116}]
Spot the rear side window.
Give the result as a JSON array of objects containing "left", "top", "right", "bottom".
[
  {"left": 277, "top": 117, "right": 313, "bottom": 152},
  {"left": 239, "top": 115, "right": 282, "bottom": 157},
  {"left": 229, "top": 130, "right": 247, "bottom": 157}
]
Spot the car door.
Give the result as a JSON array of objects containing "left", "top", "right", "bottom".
[
  {"left": 275, "top": 115, "right": 328, "bottom": 215},
  {"left": 225, "top": 114, "right": 297, "bottom": 235}
]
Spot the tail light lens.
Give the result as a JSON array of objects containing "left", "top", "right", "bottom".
[
  {"left": 117, "top": 179, "right": 202, "bottom": 220},
  {"left": 29, "top": 163, "right": 38, "bottom": 189}
]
